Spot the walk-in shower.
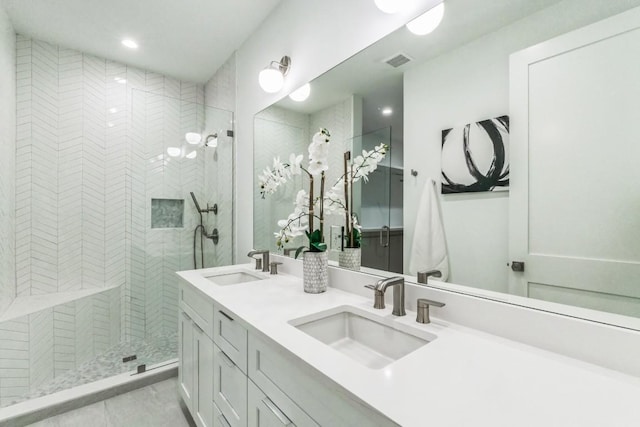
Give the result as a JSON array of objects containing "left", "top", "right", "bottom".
[{"left": 0, "top": 45, "right": 234, "bottom": 417}]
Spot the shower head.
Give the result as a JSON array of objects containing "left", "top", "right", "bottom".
[
  {"left": 190, "top": 192, "right": 202, "bottom": 212},
  {"left": 205, "top": 134, "right": 218, "bottom": 148}
]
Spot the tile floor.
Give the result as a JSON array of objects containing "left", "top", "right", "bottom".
[
  {"left": 25, "top": 378, "right": 194, "bottom": 427},
  {"left": 9, "top": 333, "right": 178, "bottom": 407}
]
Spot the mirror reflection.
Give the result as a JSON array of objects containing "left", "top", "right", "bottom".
[{"left": 253, "top": 0, "right": 640, "bottom": 324}]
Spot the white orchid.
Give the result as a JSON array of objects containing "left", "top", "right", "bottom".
[
  {"left": 261, "top": 128, "right": 331, "bottom": 253},
  {"left": 289, "top": 153, "right": 303, "bottom": 176}
]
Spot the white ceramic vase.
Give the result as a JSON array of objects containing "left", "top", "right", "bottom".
[
  {"left": 303, "top": 251, "right": 328, "bottom": 293},
  {"left": 338, "top": 247, "right": 361, "bottom": 271}
]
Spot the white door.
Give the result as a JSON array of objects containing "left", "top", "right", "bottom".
[{"left": 509, "top": 7, "right": 640, "bottom": 318}]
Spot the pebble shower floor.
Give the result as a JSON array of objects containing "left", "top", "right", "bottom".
[{"left": 5, "top": 332, "right": 177, "bottom": 407}]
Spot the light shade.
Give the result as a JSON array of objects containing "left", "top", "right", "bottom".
[
  {"left": 121, "top": 39, "right": 138, "bottom": 49},
  {"left": 185, "top": 132, "right": 202, "bottom": 145},
  {"left": 289, "top": 83, "right": 311, "bottom": 102},
  {"left": 406, "top": 2, "right": 445, "bottom": 35},
  {"left": 374, "top": 0, "right": 401, "bottom": 14},
  {"left": 167, "top": 147, "right": 181, "bottom": 157},
  {"left": 259, "top": 68, "right": 285, "bottom": 93}
]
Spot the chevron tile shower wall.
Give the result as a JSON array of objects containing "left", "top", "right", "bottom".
[{"left": 1, "top": 35, "right": 234, "bottom": 407}]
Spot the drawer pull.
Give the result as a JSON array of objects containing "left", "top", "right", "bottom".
[
  {"left": 262, "top": 397, "right": 293, "bottom": 426},
  {"left": 219, "top": 310, "right": 234, "bottom": 321},
  {"left": 218, "top": 415, "right": 231, "bottom": 427},
  {"left": 219, "top": 349, "right": 235, "bottom": 368}
]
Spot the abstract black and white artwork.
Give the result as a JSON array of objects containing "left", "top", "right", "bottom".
[{"left": 441, "top": 115, "right": 509, "bottom": 194}]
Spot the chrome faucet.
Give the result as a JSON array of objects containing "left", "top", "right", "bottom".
[
  {"left": 367, "top": 276, "right": 406, "bottom": 316},
  {"left": 247, "top": 250, "right": 270, "bottom": 272},
  {"left": 417, "top": 269, "right": 442, "bottom": 284}
]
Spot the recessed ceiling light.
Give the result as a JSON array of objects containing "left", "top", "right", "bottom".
[
  {"left": 109, "top": 107, "right": 118, "bottom": 114},
  {"left": 381, "top": 107, "right": 393, "bottom": 116},
  {"left": 121, "top": 39, "right": 138, "bottom": 49}
]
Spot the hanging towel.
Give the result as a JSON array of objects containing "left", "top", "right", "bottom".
[{"left": 409, "top": 178, "right": 449, "bottom": 281}]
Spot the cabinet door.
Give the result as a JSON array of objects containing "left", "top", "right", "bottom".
[
  {"left": 179, "top": 311, "right": 195, "bottom": 411},
  {"left": 194, "top": 325, "right": 214, "bottom": 427},
  {"left": 248, "top": 380, "right": 319, "bottom": 427},
  {"left": 213, "top": 344, "right": 247, "bottom": 427}
]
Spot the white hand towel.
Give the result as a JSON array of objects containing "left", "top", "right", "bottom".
[{"left": 409, "top": 178, "right": 449, "bottom": 281}]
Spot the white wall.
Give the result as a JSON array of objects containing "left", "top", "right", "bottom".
[
  {"left": 0, "top": 7, "right": 15, "bottom": 307},
  {"left": 235, "top": 0, "right": 443, "bottom": 260},
  {"left": 403, "top": 0, "right": 640, "bottom": 292}
]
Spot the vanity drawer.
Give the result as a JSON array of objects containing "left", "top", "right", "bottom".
[
  {"left": 213, "top": 344, "right": 247, "bottom": 427},
  {"left": 214, "top": 307, "right": 248, "bottom": 373},
  {"left": 248, "top": 379, "right": 318, "bottom": 427},
  {"left": 248, "top": 334, "right": 395, "bottom": 427},
  {"left": 180, "top": 281, "right": 214, "bottom": 338}
]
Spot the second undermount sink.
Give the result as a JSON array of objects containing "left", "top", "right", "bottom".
[
  {"left": 290, "top": 306, "right": 436, "bottom": 369},
  {"left": 204, "top": 269, "right": 265, "bottom": 286}
]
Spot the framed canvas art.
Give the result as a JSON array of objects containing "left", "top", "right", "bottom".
[{"left": 441, "top": 115, "right": 509, "bottom": 194}]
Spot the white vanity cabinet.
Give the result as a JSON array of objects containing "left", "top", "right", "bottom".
[
  {"left": 179, "top": 310, "right": 214, "bottom": 427},
  {"left": 179, "top": 280, "right": 394, "bottom": 427}
]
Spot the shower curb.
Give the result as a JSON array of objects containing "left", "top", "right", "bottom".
[{"left": 0, "top": 359, "right": 178, "bottom": 426}]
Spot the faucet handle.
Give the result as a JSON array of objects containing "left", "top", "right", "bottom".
[
  {"left": 364, "top": 285, "right": 385, "bottom": 309},
  {"left": 416, "top": 298, "right": 445, "bottom": 324},
  {"left": 269, "top": 262, "right": 282, "bottom": 275},
  {"left": 417, "top": 270, "right": 442, "bottom": 284}
]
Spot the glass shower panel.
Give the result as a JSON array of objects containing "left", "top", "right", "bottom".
[{"left": 349, "top": 127, "right": 401, "bottom": 272}]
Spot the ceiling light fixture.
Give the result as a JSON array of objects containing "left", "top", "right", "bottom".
[
  {"left": 185, "top": 151, "right": 197, "bottom": 159},
  {"left": 381, "top": 107, "right": 393, "bottom": 116},
  {"left": 289, "top": 83, "right": 311, "bottom": 102},
  {"left": 258, "top": 56, "right": 291, "bottom": 93},
  {"left": 122, "top": 39, "right": 139, "bottom": 49},
  {"left": 406, "top": 2, "right": 445, "bottom": 35},
  {"left": 185, "top": 132, "right": 202, "bottom": 145}
]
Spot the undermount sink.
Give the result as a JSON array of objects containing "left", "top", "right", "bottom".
[
  {"left": 290, "top": 306, "right": 435, "bottom": 369},
  {"left": 204, "top": 270, "right": 265, "bottom": 286}
]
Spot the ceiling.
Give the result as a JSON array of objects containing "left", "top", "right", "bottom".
[
  {"left": 0, "top": 0, "right": 283, "bottom": 83},
  {"left": 274, "top": 0, "right": 564, "bottom": 115}
]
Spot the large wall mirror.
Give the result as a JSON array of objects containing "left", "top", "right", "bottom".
[{"left": 253, "top": 0, "right": 640, "bottom": 329}]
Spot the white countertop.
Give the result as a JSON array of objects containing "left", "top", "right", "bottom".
[{"left": 178, "top": 264, "right": 640, "bottom": 427}]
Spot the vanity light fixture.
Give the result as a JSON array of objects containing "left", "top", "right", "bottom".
[
  {"left": 205, "top": 133, "right": 218, "bottom": 148},
  {"left": 258, "top": 56, "right": 291, "bottom": 93},
  {"left": 406, "top": 2, "right": 445, "bottom": 35},
  {"left": 167, "top": 147, "right": 181, "bottom": 157},
  {"left": 121, "top": 38, "right": 139, "bottom": 49},
  {"left": 289, "top": 83, "right": 311, "bottom": 102},
  {"left": 374, "top": 0, "right": 404, "bottom": 14},
  {"left": 185, "top": 132, "right": 202, "bottom": 145}
]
